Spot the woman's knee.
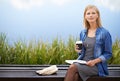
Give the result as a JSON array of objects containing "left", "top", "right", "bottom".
[{"left": 68, "top": 64, "right": 78, "bottom": 72}]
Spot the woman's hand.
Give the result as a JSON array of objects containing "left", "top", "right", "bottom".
[
  {"left": 86, "top": 58, "right": 102, "bottom": 67},
  {"left": 75, "top": 44, "right": 82, "bottom": 53},
  {"left": 86, "top": 60, "right": 96, "bottom": 67}
]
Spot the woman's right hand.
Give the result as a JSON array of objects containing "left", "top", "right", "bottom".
[{"left": 75, "top": 44, "right": 82, "bottom": 53}]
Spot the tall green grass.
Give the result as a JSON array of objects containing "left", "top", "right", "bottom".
[
  {"left": 0, "top": 33, "right": 120, "bottom": 64},
  {"left": 108, "top": 38, "right": 120, "bottom": 64},
  {"left": 0, "top": 33, "right": 78, "bottom": 64}
]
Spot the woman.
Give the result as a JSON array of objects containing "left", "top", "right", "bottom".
[{"left": 64, "top": 5, "right": 112, "bottom": 81}]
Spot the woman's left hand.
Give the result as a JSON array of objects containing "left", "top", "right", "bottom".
[
  {"left": 86, "top": 60, "right": 96, "bottom": 67},
  {"left": 86, "top": 58, "right": 102, "bottom": 67}
]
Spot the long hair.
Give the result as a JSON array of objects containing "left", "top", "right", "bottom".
[{"left": 83, "top": 5, "right": 102, "bottom": 29}]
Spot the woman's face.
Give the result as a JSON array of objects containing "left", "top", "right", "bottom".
[{"left": 85, "top": 8, "right": 98, "bottom": 23}]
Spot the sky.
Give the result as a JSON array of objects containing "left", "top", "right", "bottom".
[{"left": 0, "top": 0, "right": 120, "bottom": 45}]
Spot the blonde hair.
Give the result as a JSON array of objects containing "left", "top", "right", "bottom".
[{"left": 83, "top": 5, "right": 102, "bottom": 29}]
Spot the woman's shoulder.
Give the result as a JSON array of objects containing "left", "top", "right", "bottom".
[
  {"left": 80, "top": 29, "right": 87, "bottom": 33},
  {"left": 97, "top": 27, "right": 110, "bottom": 34},
  {"left": 97, "top": 27, "right": 111, "bottom": 39}
]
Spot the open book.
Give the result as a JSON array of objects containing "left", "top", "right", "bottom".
[{"left": 65, "top": 60, "right": 87, "bottom": 64}]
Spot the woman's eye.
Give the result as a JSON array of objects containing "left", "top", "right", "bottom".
[
  {"left": 92, "top": 12, "right": 96, "bottom": 14},
  {"left": 87, "top": 13, "right": 90, "bottom": 15}
]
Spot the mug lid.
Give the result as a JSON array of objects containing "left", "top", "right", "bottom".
[{"left": 76, "top": 41, "right": 82, "bottom": 44}]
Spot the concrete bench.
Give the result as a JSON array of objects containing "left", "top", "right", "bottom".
[{"left": 0, "top": 64, "right": 120, "bottom": 81}]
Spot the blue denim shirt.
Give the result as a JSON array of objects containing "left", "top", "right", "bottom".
[{"left": 77, "top": 27, "right": 112, "bottom": 76}]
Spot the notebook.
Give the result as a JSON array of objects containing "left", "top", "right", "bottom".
[{"left": 65, "top": 60, "right": 87, "bottom": 64}]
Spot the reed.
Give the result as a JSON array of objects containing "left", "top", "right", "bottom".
[
  {"left": 0, "top": 33, "right": 120, "bottom": 64},
  {"left": 108, "top": 38, "right": 120, "bottom": 64}
]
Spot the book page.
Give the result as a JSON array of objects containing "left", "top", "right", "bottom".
[{"left": 65, "top": 60, "right": 87, "bottom": 64}]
